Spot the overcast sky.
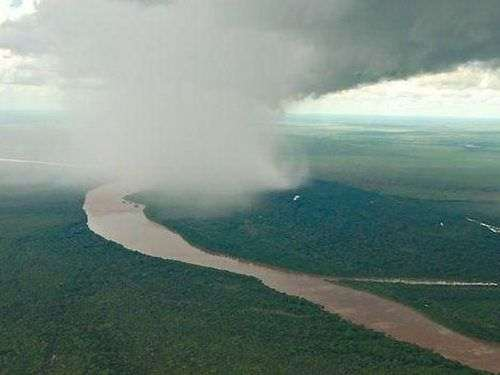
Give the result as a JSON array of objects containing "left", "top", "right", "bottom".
[{"left": 2, "top": 0, "right": 500, "bottom": 118}]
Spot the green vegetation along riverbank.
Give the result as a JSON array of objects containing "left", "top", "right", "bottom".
[
  {"left": 340, "top": 281, "right": 500, "bottom": 344},
  {"left": 132, "top": 179, "right": 500, "bottom": 348},
  {"left": 0, "top": 174, "right": 476, "bottom": 374},
  {"left": 133, "top": 180, "right": 500, "bottom": 281}
]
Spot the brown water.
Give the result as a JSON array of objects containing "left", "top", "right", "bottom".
[{"left": 84, "top": 183, "right": 500, "bottom": 374}]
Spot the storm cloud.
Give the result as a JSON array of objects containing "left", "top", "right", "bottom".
[
  {"left": 1, "top": 0, "right": 500, "bottom": 197},
  {"left": 228, "top": 0, "right": 500, "bottom": 95},
  {"left": 6, "top": 1, "right": 500, "bottom": 96}
]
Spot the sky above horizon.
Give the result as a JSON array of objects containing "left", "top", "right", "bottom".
[
  {"left": 2, "top": 1, "right": 500, "bottom": 119},
  {"left": 0, "top": 0, "right": 58, "bottom": 110},
  {"left": 287, "top": 63, "right": 500, "bottom": 119}
]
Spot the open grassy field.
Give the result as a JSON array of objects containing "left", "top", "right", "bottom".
[{"left": 1, "top": 168, "right": 474, "bottom": 374}]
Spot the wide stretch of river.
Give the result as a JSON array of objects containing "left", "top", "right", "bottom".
[{"left": 84, "top": 183, "right": 500, "bottom": 374}]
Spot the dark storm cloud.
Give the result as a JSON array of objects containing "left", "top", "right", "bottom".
[
  {"left": 226, "top": 0, "right": 500, "bottom": 95},
  {"left": 3, "top": 1, "right": 500, "bottom": 96}
]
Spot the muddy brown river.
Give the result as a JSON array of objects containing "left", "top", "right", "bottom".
[{"left": 84, "top": 183, "right": 500, "bottom": 374}]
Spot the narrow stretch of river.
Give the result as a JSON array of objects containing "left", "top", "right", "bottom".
[{"left": 84, "top": 183, "right": 500, "bottom": 374}]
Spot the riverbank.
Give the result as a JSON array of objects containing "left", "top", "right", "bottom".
[
  {"left": 5, "top": 180, "right": 463, "bottom": 374},
  {"left": 84, "top": 182, "right": 500, "bottom": 374}
]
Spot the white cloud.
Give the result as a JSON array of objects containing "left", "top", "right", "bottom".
[
  {"left": 0, "top": 47, "right": 61, "bottom": 109},
  {"left": 0, "top": 1, "right": 60, "bottom": 109},
  {"left": 0, "top": 0, "right": 39, "bottom": 24},
  {"left": 287, "top": 63, "right": 500, "bottom": 119}
]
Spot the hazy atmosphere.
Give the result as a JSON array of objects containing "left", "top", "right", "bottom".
[
  {"left": 2, "top": 0, "right": 500, "bottom": 193},
  {"left": 2, "top": 2, "right": 500, "bottom": 374}
]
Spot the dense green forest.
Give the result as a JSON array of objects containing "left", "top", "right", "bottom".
[
  {"left": 0, "top": 180, "right": 476, "bottom": 374},
  {"left": 340, "top": 281, "right": 500, "bottom": 344},
  {"left": 134, "top": 180, "right": 500, "bottom": 281},
  {"left": 133, "top": 179, "right": 500, "bottom": 347}
]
